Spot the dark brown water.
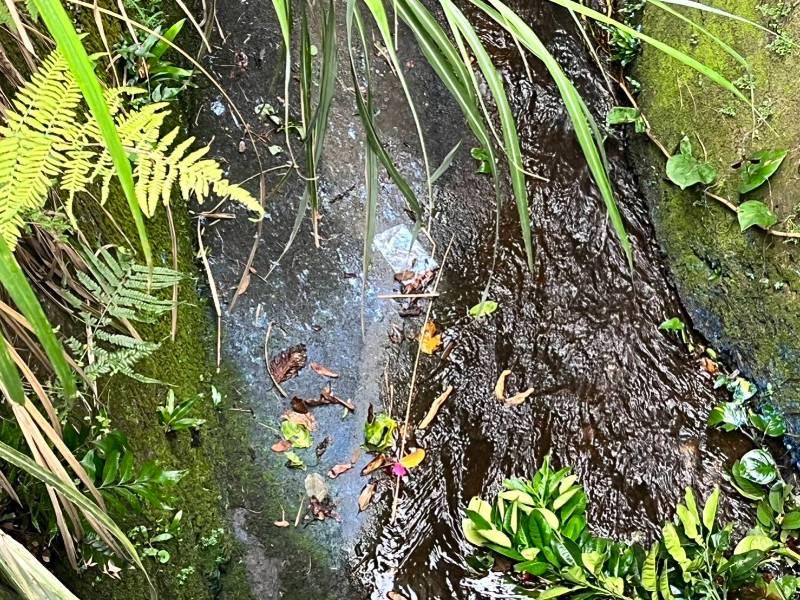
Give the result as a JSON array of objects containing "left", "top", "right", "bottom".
[
  {"left": 193, "top": 1, "right": 753, "bottom": 597},
  {"left": 350, "top": 5, "right": 750, "bottom": 598}
]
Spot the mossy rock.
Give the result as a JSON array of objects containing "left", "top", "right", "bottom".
[{"left": 631, "top": 0, "right": 800, "bottom": 446}]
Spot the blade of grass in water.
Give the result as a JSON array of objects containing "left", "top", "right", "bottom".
[
  {"left": 543, "top": 0, "right": 748, "bottom": 103},
  {"left": 299, "top": 4, "right": 319, "bottom": 245},
  {"left": 363, "top": 0, "right": 434, "bottom": 220},
  {"left": 442, "top": 0, "right": 534, "bottom": 270},
  {"left": 347, "top": 1, "right": 423, "bottom": 220},
  {"left": 476, "top": 0, "right": 633, "bottom": 267},
  {"left": 647, "top": 0, "right": 748, "bottom": 68},
  {"left": 431, "top": 140, "right": 462, "bottom": 184},
  {"left": 30, "top": 0, "right": 151, "bottom": 268},
  {"left": 0, "top": 237, "right": 76, "bottom": 398}
]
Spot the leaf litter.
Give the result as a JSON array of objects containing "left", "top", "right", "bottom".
[{"left": 269, "top": 343, "right": 307, "bottom": 384}]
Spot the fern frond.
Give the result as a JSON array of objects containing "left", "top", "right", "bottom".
[{"left": 0, "top": 52, "right": 81, "bottom": 248}]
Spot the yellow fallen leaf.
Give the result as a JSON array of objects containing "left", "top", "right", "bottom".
[
  {"left": 505, "top": 387, "right": 535, "bottom": 406},
  {"left": 419, "top": 321, "right": 442, "bottom": 354},
  {"left": 399, "top": 448, "right": 426, "bottom": 469},
  {"left": 494, "top": 369, "right": 511, "bottom": 400},
  {"left": 419, "top": 386, "right": 453, "bottom": 429},
  {"left": 358, "top": 483, "right": 376, "bottom": 512}
]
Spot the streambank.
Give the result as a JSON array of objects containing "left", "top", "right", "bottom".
[{"left": 632, "top": 0, "right": 800, "bottom": 449}]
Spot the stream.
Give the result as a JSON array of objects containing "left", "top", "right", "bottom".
[{"left": 193, "top": 2, "right": 752, "bottom": 598}]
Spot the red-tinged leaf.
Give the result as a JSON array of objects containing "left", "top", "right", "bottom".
[
  {"left": 358, "top": 483, "right": 376, "bottom": 512},
  {"left": 269, "top": 344, "right": 307, "bottom": 384},
  {"left": 271, "top": 440, "right": 292, "bottom": 453},
  {"left": 310, "top": 362, "right": 339, "bottom": 378},
  {"left": 328, "top": 463, "right": 353, "bottom": 479}
]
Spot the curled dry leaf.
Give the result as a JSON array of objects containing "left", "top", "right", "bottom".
[
  {"left": 358, "top": 483, "right": 376, "bottom": 512},
  {"left": 419, "top": 321, "right": 442, "bottom": 355},
  {"left": 505, "top": 387, "right": 535, "bottom": 406},
  {"left": 319, "top": 387, "right": 355, "bottom": 411},
  {"left": 305, "top": 473, "right": 328, "bottom": 501},
  {"left": 419, "top": 386, "right": 453, "bottom": 430},
  {"left": 362, "top": 454, "right": 389, "bottom": 476},
  {"left": 273, "top": 519, "right": 290, "bottom": 527},
  {"left": 494, "top": 369, "right": 512, "bottom": 400},
  {"left": 285, "top": 410, "right": 317, "bottom": 431},
  {"left": 290, "top": 396, "right": 309, "bottom": 414},
  {"left": 310, "top": 362, "right": 339, "bottom": 378},
  {"left": 328, "top": 463, "right": 353, "bottom": 479},
  {"left": 387, "top": 592, "right": 409, "bottom": 600},
  {"left": 315, "top": 436, "right": 331, "bottom": 460},
  {"left": 271, "top": 439, "right": 292, "bottom": 453},
  {"left": 269, "top": 344, "right": 307, "bottom": 384}
]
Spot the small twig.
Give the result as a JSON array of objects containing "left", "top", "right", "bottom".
[
  {"left": 391, "top": 235, "right": 455, "bottom": 523},
  {"left": 197, "top": 220, "right": 222, "bottom": 371},
  {"left": 166, "top": 204, "right": 179, "bottom": 341},
  {"left": 294, "top": 497, "right": 304, "bottom": 527},
  {"left": 264, "top": 322, "right": 288, "bottom": 398}
]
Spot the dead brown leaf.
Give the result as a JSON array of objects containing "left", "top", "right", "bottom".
[
  {"left": 328, "top": 463, "right": 353, "bottom": 479},
  {"left": 317, "top": 386, "right": 355, "bottom": 411},
  {"left": 361, "top": 454, "right": 389, "bottom": 476},
  {"left": 419, "top": 386, "right": 453, "bottom": 430},
  {"left": 358, "top": 483, "right": 376, "bottom": 512},
  {"left": 494, "top": 369, "right": 511, "bottom": 400},
  {"left": 315, "top": 436, "right": 331, "bottom": 460},
  {"left": 387, "top": 592, "right": 409, "bottom": 600},
  {"left": 273, "top": 519, "right": 290, "bottom": 527},
  {"left": 269, "top": 344, "right": 307, "bottom": 384},
  {"left": 290, "top": 396, "right": 309, "bottom": 414},
  {"left": 310, "top": 362, "right": 339, "bottom": 378},
  {"left": 419, "top": 321, "right": 442, "bottom": 354},
  {"left": 284, "top": 410, "right": 317, "bottom": 431},
  {"left": 505, "top": 387, "right": 535, "bottom": 406},
  {"left": 271, "top": 439, "right": 292, "bottom": 453}
]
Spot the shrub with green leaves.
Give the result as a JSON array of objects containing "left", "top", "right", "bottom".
[{"left": 462, "top": 455, "right": 800, "bottom": 598}]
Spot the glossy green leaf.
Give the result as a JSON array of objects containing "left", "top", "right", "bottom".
[
  {"left": 469, "top": 300, "right": 499, "bottom": 319},
  {"left": 708, "top": 401, "right": 748, "bottom": 432},
  {"left": 739, "top": 149, "right": 788, "bottom": 194},
  {"left": 642, "top": 543, "right": 659, "bottom": 592},
  {"left": 734, "top": 534, "right": 776, "bottom": 555},
  {"left": 662, "top": 523, "right": 689, "bottom": 570},
  {"left": 702, "top": 486, "right": 721, "bottom": 531},
  {"left": 607, "top": 106, "right": 646, "bottom": 133},
  {"left": 739, "top": 448, "right": 779, "bottom": 485}
]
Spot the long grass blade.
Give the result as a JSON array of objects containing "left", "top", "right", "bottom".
[
  {"left": 347, "top": 1, "right": 423, "bottom": 220},
  {"left": 431, "top": 140, "right": 462, "bottom": 184},
  {"left": 543, "top": 0, "right": 748, "bottom": 102},
  {"left": 0, "top": 529, "right": 79, "bottom": 599},
  {"left": 0, "top": 440, "right": 147, "bottom": 578},
  {"left": 651, "top": 0, "right": 775, "bottom": 35},
  {"left": 442, "top": 0, "right": 534, "bottom": 270},
  {"left": 363, "top": 0, "right": 433, "bottom": 218},
  {"left": 312, "top": 0, "right": 337, "bottom": 163},
  {"left": 0, "top": 237, "right": 77, "bottom": 398},
  {"left": 476, "top": 0, "right": 633, "bottom": 267},
  {"left": 30, "top": 0, "right": 151, "bottom": 268},
  {"left": 299, "top": 3, "right": 319, "bottom": 246},
  {"left": 647, "top": 0, "right": 748, "bottom": 68},
  {"left": 0, "top": 334, "right": 25, "bottom": 405}
]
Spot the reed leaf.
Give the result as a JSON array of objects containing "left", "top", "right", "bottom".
[
  {"left": 0, "top": 236, "right": 76, "bottom": 398},
  {"left": 442, "top": 0, "right": 534, "bottom": 270},
  {"left": 477, "top": 0, "right": 633, "bottom": 267},
  {"left": 0, "top": 529, "right": 79, "bottom": 599},
  {"left": 29, "top": 0, "right": 152, "bottom": 268}
]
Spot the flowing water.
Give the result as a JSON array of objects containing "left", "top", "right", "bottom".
[{"left": 195, "top": 2, "right": 751, "bottom": 598}]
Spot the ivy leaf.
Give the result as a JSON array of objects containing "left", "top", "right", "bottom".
[
  {"left": 749, "top": 405, "right": 786, "bottom": 437},
  {"left": 739, "top": 149, "right": 788, "bottom": 193},
  {"left": 738, "top": 200, "right": 778, "bottom": 231},
  {"left": 739, "top": 448, "right": 778, "bottom": 485},
  {"left": 607, "top": 106, "right": 646, "bottom": 133},
  {"left": 470, "top": 147, "right": 493, "bottom": 175},
  {"left": 666, "top": 137, "right": 717, "bottom": 190}
]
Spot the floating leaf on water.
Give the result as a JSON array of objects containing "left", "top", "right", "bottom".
[
  {"left": 364, "top": 413, "right": 398, "bottom": 452},
  {"left": 358, "top": 483, "right": 376, "bottom": 512},
  {"left": 666, "top": 136, "right": 717, "bottom": 190},
  {"left": 469, "top": 300, "right": 499, "bottom": 319},
  {"left": 269, "top": 344, "right": 307, "bottom": 384},
  {"left": 607, "top": 106, "right": 646, "bottom": 133},
  {"left": 738, "top": 149, "right": 788, "bottom": 194},
  {"left": 505, "top": 387, "right": 535, "bottom": 406},
  {"left": 305, "top": 473, "right": 328, "bottom": 501},
  {"left": 419, "top": 321, "right": 442, "bottom": 354},
  {"left": 399, "top": 448, "right": 426, "bottom": 469},
  {"left": 310, "top": 362, "right": 339, "bottom": 378},
  {"left": 495, "top": 370, "right": 512, "bottom": 401},
  {"left": 737, "top": 200, "right": 777, "bottom": 232},
  {"left": 280, "top": 420, "right": 312, "bottom": 449},
  {"left": 285, "top": 452, "right": 305, "bottom": 470},
  {"left": 328, "top": 463, "right": 353, "bottom": 479},
  {"left": 271, "top": 439, "right": 292, "bottom": 453},
  {"left": 362, "top": 454, "right": 390, "bottom": 476},
  {"left": 419, "top": 386, "right": 453, "bottom": 430}
]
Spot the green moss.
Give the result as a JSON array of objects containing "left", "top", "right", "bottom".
[{"left": 632, "top": 1, "right": 800, "bottom": 415}]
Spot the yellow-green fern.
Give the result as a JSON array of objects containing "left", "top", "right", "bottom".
[{"left": 0, "top": 50, "right": 262, "bottom": 248}]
